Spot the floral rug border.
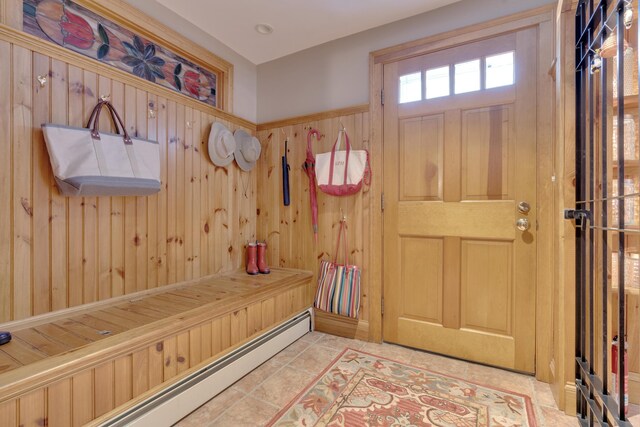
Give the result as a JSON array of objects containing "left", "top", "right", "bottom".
[{"left": 267, "top": 347, "right": 538, "bottom": 426}]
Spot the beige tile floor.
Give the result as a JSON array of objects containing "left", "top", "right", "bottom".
[{"left": 175, "top": 331, "right": 634, "bottom": 426}]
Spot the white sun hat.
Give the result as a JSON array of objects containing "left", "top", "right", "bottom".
[
  {"left": 233, "top": 129, "right": 262, "bottom": 172},
  {"left": 208, "top": 122, "right": 236, "bottom": 167}
]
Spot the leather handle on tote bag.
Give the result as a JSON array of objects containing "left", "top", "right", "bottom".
[
  {"left": 87, "top": 100, "right": 133, "bottom": 145},
  {"left": 328, "top": 130, "right": 351, "bottom": 186},
  {"left": 332, "top": 219, "right": 349, "bottom": 266}
]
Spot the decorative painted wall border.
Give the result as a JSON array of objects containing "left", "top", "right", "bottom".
[{"left": 23, "top": 0, "right": 219, "bottom": 107}]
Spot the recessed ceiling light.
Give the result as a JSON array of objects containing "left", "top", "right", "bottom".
[{"left": 255, "top": 23, "right": 274, "bottom": 35}]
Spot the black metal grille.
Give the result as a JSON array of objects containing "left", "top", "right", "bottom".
[{"left": 575, "top": 0, "right": 636, "bottom": 425}]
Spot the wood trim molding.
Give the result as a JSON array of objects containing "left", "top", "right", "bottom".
[
  {"left": 368, "top": 56, "right": 384, "bottom": 343},
  {"left": 0, "top": 0, "right": 22, "bottom": 28},
  {"left": 564, "top": 382, "right": 577, "bottom": 416},
  {"left": 75, "top": 0, "right": 233, "bottom": 112},
  {"left": 0, "top": 24, "right": 255, "bottom": 130},
  {"left": 256, "top": 104, "right": 369, "bottom": 131},
  {"left": 371, "top": 5, "right": 555, "bottom": 64},
  {"left": 314, "top": 311, "right": 370, "bottom": 342}
]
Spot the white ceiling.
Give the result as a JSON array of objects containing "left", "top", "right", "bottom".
[{"left": 154, "top": 0, "right": 463, "bottom": 64}]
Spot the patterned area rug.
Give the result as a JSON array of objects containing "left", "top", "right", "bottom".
[{"left": 267, "top": 348, "right": 537, "bottom": 427}]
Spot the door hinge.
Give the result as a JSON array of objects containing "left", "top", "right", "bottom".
[
  {"left": 381, "top": 193, "right": 385, "bottom": 212},
  {"left": 381, "top": 90, "right": 385, "bottom": 105},
  {"left": 381, "top": 298, "right": 384, "bottom": 315}
]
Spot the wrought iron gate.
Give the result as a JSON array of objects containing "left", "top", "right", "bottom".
[{"left": 574, "top": 0, "right": 637, "bottom": 425}]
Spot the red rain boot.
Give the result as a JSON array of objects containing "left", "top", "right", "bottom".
[
  {"left": 246, "top": 243, "right": 259, "bottom": 275},
  {"left": 257, "top": 241, "right": 270, "bottom": 274}
]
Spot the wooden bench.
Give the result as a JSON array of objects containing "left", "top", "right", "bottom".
[{"left": 0, "top": 268, "right": 313, "bottom": 427}]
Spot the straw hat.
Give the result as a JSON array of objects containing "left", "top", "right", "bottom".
[
  {"left": 208, "top": 122, "right": 236, "bottom": 167},
  {"left": 234, "top": 129, "right": 262, "bottom": 171}
]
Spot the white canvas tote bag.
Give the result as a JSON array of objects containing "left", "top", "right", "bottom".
[
  {"left": 42, "top": 100, "right": 160, "bottom": 196},
  {"left": 315, "top": 130, "right": 370, "bottom": 196}
]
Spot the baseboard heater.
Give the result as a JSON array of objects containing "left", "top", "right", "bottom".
[{"left": 99, "top": 308, "right": 314, "bottom": 427}]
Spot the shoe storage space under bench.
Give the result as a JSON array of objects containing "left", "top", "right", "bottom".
[{"left": 0, "top": 268, "right": 313, "bottom": 427}]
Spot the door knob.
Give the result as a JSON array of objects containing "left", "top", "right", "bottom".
[
  {"left": 517, "top": 201, "right": 531, "bottom": 214},
  {"left": 516, "top": 218, "right": 530, "bottom": 231}
]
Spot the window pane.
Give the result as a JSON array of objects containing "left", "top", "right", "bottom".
[
  {"left": 399, "top": 72, "right": 422, "bottom": 103},
  {"left": 454, "top": 59, "right": 480, "bottom": 94},
  {"left": 426, "top": 66, "right": 450, "bottom": 99},
  {"left": 486, "top": 52, "right": 515, "bottom": 89}
]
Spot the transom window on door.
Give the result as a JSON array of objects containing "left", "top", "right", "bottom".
[{"left": 398, "top": 51, "right": 515, "bottom": 103}]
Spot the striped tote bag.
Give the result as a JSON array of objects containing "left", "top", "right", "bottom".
[{"left": 314, "top": 220, "right": 361, "bottom": 318}]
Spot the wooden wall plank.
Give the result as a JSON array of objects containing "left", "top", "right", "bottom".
[
  {"left": 82, "top": 70, "right": 99, "bottom": 304},
  {"left": 114, "top": 355, "right": 132, "bottom": 406},
  {"left": 18, "top": 389, "right": 45, "bottom": 427},
  {"left": 192, "top": 113, "right": 202, "bottom": 278},
  {"left": 148, "top": 341, "right": 164, "bottom": 389},
  {"left": 230, "top": 308, "right": 248, "bottom": 345},
  {"left": 12, "top": 45, "right": 33, "bottom": 320},
  {"left": 176, "top": 331, "right": 190, "bottom": 374},
  {"left": 110, "top": 81, "right": 126, "bottom": 299},
  {"left": 184, "top": 107, "right": 195, "bottom": 281},
  {"left": 72, "top": 370, "right": 93, "bottom": 425},
  {"left": 147, "top": 93, "right": 159, "bottom": 290},
  {"left": 132, "top": 349, "right": 149, "bottom": 397},
  {"left": 176, "top": 104, "right": 186, "bottom": 282},
  {"left": 210, "top": 318, "right": 222, "bottom": 356},
  {"left": 166, "top": 100, "right": 178, "bottom": 285},
  {"left": 48, "top": 379, "right": 72, "bottom": 427},
  {"left": 0, "top": 41, "right": 12, "bottom": 322},
  {"left": 156, "top": 97, "right": 168, "bottom": 287},
  {"left": 212, "top": 156, "right": 224, "bottom": 273},
  {"left": 32, "top": 53, "right": 51, "bottom": 316},
  {"left": 162, "top": 336, "right": 177, "bottom": 380},
  {"left": 262, "top": 298, "right": 275, "bottom": 327},
  {"left": 199, "top": 112, "right": 209, "bottom": 276},
  {"left": 67, "top": 65, "right": 85, "bottom": 308},
  {"left": 97, "top": 76, "right": 113, "bottom": 301},
  {"left": 49, "top": 59, "right": 69, "bottom": 312},
  {"left": 136, "top": 88, "right": 148, "bottom": 293},
  {"left": 247, "top": 302, "right": 262, "bottom": 336},
  {"left": 93, "top": 362, "right": 114, "bottom": 418},
  {"left": 0, "top": 399, "right": 16, "bottom": 427},
  {"left": 200, "top": 321, "right": 212, "bottom": 361},
  {"left": 124, "top": 84, "right": 137, "bottom": 295},
  {"left": 189, "top": 328, "right": 202, "bottom": 367}
]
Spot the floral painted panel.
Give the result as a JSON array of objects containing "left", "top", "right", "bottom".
[{"left": 23, "top": 0, "right": 218, "bottom": 107}]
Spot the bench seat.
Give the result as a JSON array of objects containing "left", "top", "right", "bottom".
[{"left": 0, "top": 268, "right": 313, "bottom": 427}]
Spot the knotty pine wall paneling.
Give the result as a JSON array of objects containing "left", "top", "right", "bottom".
[
  {"left": 0, "top": 34, "right": 256, "bottom": 322},
  {"left": 256, "top": 108, "right": 372, "bottom": 339}
]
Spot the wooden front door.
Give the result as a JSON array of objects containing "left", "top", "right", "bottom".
[{"left": 382, "top": 28, "right": 538, "bottom": 373}]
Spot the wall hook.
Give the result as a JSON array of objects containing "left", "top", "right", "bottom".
[
  {"left": 100, "top": 94, "right": 111, "bottom": 102},
  {"left": 36, "top": 75, "right": 47, "bottom": 88},
  {"left": 148, "top": 108, "right": 156, "bottom": 119},
  {"left": 186, "top": 120, "right": 194, "bottom": 129}
]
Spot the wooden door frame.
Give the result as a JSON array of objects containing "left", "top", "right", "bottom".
[{"left": 368, "top": 5, "right": 557, "bottom": 382}]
